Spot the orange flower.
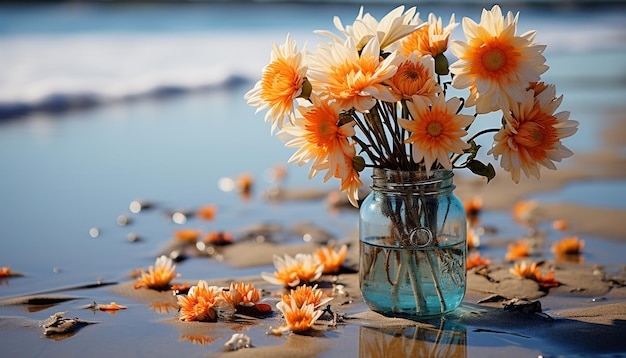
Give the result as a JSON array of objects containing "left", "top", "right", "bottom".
[
  {"left": 174, "top": 229, "right": 201, "bottom": 242},
  {"left": 512, "top": 200, "right": 538, "bottom": 227},
  {"left": 488, "top": 83, "right": 578, "bottom": 183},
  {"left": 134, "top": 256, "right": 180, "bottom": 290},
  {"left": 466, "top": 252, "right": 490, "bottom": 270},
  {"left": 203, "top": 231, "right": 234, "bottom": 246},
  {"left": 400, "top": 13, "right": 458, "bottom": 58},
  {"left": 277, "top": 284, "right": 332, "bottom": 313},
  {"left": 0, "top": 266, "right": 14, "bottom": 278},
  {"left": 177, "top": 280, "right": 223, "bottom": 322},
  {"left": 98, "top": 302, "right": 127, "bottom": 312},
  {"left": 505, "top": 240, "right": 530, "bottom": 261},
  {"left": 196, "top": 205, "right": 217, "bottom": 221},
  {"left": 388, "top": 53, "right": 441, "bottom": 102},
  {"left": 510, "top": 261, "right": 559, "bottom": 288},
  {"left": 314, "top": 244, "right": 348, "bottom": 274},
  {"left": 244, "top": 34, "right": 308, "bottom": 133},
  {"left": 551, "top": 219, "right": 569, "bottom": 231},
  {"left": 450, "top": 5, "right": 548, "bottom": 114},
  {"left": 552, "top": 236, "right": 584, "bottom": 255},
  {"left": 261, "top": 253, "right": 324, "bottom": 287},
  {"left": 398, "top": 95, "right": 473, "bottom": 175},
  {"left": 221, "top": 281, "right": 272, "bottom": 314},
  {"left": 274, "top": 297, "right": 323, "bottom": 334},
  {"left": 236, "top": 173, "right": 254, "bottom": 200}
]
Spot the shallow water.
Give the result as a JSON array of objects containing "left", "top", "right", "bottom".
[{"left": 1, "top": 2, "right": 626, "bottom": 356}]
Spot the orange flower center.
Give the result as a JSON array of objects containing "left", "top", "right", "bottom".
[
  {"left": 472, "top": 39, "right": 519, "bottom": 79},
  {"left": 426, "top": 121, "right": 443, "bottom": 137},
  {"left": 261, "top": 58, "right": 300, "bottom": 103},
  {"left": 514, "top": 112, "right": 558, "bottom": 161}
]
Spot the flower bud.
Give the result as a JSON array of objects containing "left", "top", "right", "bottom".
[
  {"left": 352, "top": 156, "right": 366, "bottom": 172},
  {"left": 435, "top": 53, "right": 449, "bottom": 76},
  {"left": 299, "top": 78, "right": 312, "bottom": 101}
]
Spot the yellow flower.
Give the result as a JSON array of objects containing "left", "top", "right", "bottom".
[
  {"left": 488, "top": 83, "right": 578, "bottom": 183},
  {"left": 279, "top": 97, "right": 356, "bottom": 181},
  {"left": 314, "top": 244, "right": 348, "bottom": 274},
  {"left": 316, "top": 5, "right": 421, "bottom": 51},
  {"left": 177, "top": 280, "right": 222, "bottom": 322},
  {"left": 133, "top": 255, "right": 180, "bottom": 290},
  {"left": 400, "top": 13, "right": 458, "bottom": 58},
  {"left": 307, "top": 36, "right": 399, "bottom": 113},
  {"left": 244, "top": 34, "right": 307, "bottom": 133},
  {"left": 398, "top": 95, "right": 473, "bottom": 175},
  {"left": 261, "top": 253, "right": 324, "bottom": 287},
  {"left": 388, "top": 53, "right": 441, "bottom": 101},
  {"left": 449, "top": 5, "right": 548, "bottom": 114},
  {"left": 279, "top": 297, "right": 323, "bottom": 333}
]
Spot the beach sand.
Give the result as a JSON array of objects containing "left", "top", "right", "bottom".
[{"left": 1, "top": 106, "right": 625, "bottom": 357}]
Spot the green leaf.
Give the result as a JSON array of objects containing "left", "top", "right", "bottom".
[{"left": 466, "top": 160, "right": 496, "bottom": 183}]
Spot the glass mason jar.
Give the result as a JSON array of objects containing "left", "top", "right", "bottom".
[{"left": 359, "top": 168, "right": 467, "bottom": 317}]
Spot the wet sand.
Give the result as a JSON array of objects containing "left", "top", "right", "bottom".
[{"left": 1, "top": 111, "right": 625, "bottom": 357}]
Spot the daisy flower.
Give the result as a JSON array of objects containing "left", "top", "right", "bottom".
[
  {"left": 510, "top": 261, "right": 559, "bottom": 288},
  {"left": 388, "top": 53, "right": 441, "bottom": 102},
  {"left": 399, "top": 13, "right": 458, "bottom": 60},
  {"left": 177, "top": 280, "right": 223, "bottom": 322},
  {"left": 552, "top": 236, "right": 585, "bottom": 256},
  {"left": 449, "top": 5, "right": 548, "bottom": 114},
  {"left": 505, "top": 239, "right": 530, "bottom": 261},
  {"left": 275, "top": 297, "right": 323, "bottom": 334},
  {"left": 133, "top": 255, "right": 180, "bottom": 290},
  {"left": 488, "top": 83, "right": 578, "bottom": 183},
  {"left": 316, "top": 5, "right": 421, "bottom": 51},
  {"left": 398, "top": 95, "right": 473, "bottom": 175},
  {"left": 244, "top": 34, "right": 307, "bottom": 133},
  {"left": 278, "top": 97, "right": 356, "bottom": 181},
  {"left": 221, "top": 281, "right": 272, "bottom": 313},
  {"left": 277, "top": 284, "right": 333, "bottom": 313},
  {"left": 314, "top": 244, "right": 348, "bottom": 274},
  {"left": 261, "top": 253, "right": 324, "bottom": 287},
  {"left": 307, "top": 36, "right": 399, "bottom": 113}
]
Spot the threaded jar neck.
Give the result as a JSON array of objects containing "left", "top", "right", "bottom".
[{"left": 371, "top": 168, "right": 455, "bottom": 195}]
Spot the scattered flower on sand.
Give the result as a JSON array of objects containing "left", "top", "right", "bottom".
[
  {"left": 466, "top": 252, "right": 491, "bottom": 270},
  {"left": 464, "top": 196, "right": 483, "bottom": 222},
  {"left": 512, "top": 200, "right": 539, "bottom": 227},
  {"left": 271, "top": 297, "right": 324, "bottom": 335},
  {"left": 203, "top": 231, "right": 235, "bottom": 246},
  {"left": 98, "top": 302, "right": 127, "bottom": 312},
  {"left": 174, "top": 229, "right": 202, "bottom": 242},
  {"left": 505, "top": 239, "right": 530, "bottom": 261},
  {"left": 261, "top": 253, "right": 324, "bottom": 287},
  {"left": 177, "top": 280, "right": 223, "bottom": 322},
  {"left": 510, "top": 261, "right": 559, "bottom": 288},
  {"left": 314, "top": 244, "right": 348, "bottom": 274},
  {"left": 134, "top": 255, "right": 180, "bottom": 290},
  {"left": 551, "top": 219, "right": 569, "bottom": 231},
  {"left": 221, "top": 281, "right": 272, "bottom": 313},
  {"left": 196, "top": 205, "right": 217, "bottom": 221},
  {"left": 277, "top": 284, "right": 332, "bottom": 313},
  {"left": 0, "top": 266, "right": 16, "bottom": 278},
  {"left": 237, "top": 173, "right": 255, "bottom": 199},
  {"left": 552, "top": 236, "right": 585, "bottom": 255}
]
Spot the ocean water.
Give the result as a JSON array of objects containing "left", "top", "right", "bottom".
[{"left": 1, "top": 1, "right": 625, "bottom": 297}]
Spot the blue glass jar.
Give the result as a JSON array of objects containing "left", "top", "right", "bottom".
[{"left": 359, "top": 168, "right": 467, "bottom": 317}]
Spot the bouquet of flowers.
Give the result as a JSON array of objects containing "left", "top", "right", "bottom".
[{"left": 245, "top": 5, "right": 578, "bottom": 207}]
